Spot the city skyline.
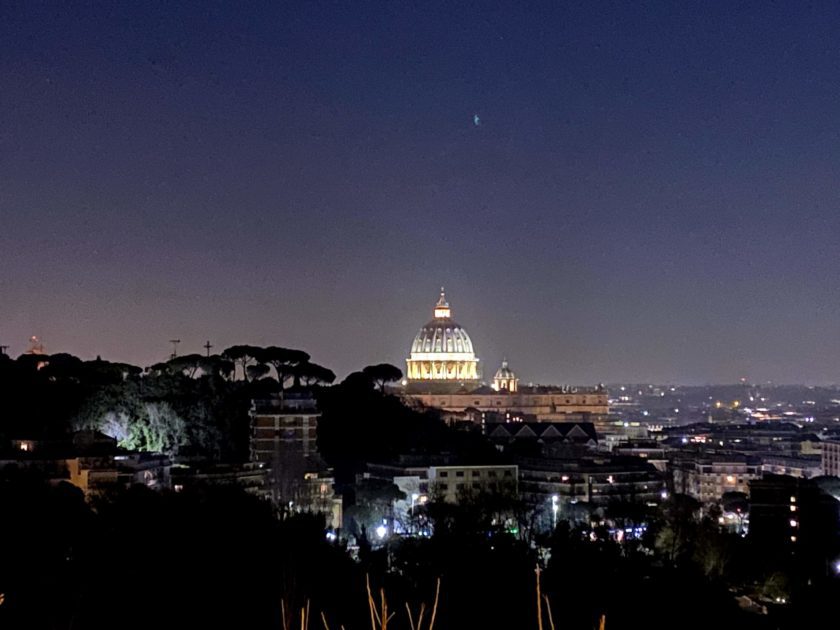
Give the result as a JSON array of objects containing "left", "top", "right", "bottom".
[
  {"left": 5, "top": 3, "right": 840, "bottom": 384},
  {"left": 4, "top": 281, "right": 839, "bottom": 387}
]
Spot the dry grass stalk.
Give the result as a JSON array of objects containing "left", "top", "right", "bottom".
[
  {"left": 428, "top": 578, "right": 440, "bottom": 630},
  {"left": 543, "top": 595, "right": 556, "bottom": 630},
  {"left": 281, "top": 597, "right": 320, "bottom": 630},
  {"left": 380, "top": 587, "right": 394, "bottom": 629},
  {"left": 286, "top": 575, "right": 441, "bottom": 630},
  {"left": 318, "top": 610, "right": 345, "bottom": 630},
  {"left": 535, "top": 565, "right": 557, "bottom": 630},
  {"left": 366, "top": 575, "right": 395, "bottom": 629},
  {"left": 366, "top": 575, "right": 379, "bottom": 629},
  {"left": 405, "top": 603, "right": 416, "bottom": 630},
  {"left": 365, "top": 575, "right": 440, "bottom": 630},
  {"left": 405, "top": 578, "right": 440, "bottom": 630}
]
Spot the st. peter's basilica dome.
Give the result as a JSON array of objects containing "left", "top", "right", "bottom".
[{"left": 406, "top": 289, "right": 480, "bottom": 383}]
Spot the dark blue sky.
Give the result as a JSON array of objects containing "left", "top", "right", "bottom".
[{"left": 3, "top": 1, "right": 840, "bottom": 384}]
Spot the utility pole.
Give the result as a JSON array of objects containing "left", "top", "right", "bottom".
[
  {"left": 203, "top": 340, "right": 213, "bottom": 357},
  {"left": 169, "top": 339, "right": 181, "bottom": 360}
]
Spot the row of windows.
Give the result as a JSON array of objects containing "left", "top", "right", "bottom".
[
  {"left": 414, "top": 331, "right": 472, "bottom": 353},
  {"left": 460, "top": 398, "right": 605, "bottom": 406},
  {"left": 437, "top": 469, "right": 513, "bottom": 478},
  {"left": 438, "top": 481, "right": 510, "bottom": 492}
]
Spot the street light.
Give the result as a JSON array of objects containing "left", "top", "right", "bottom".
[{"left": 551, "top": 495, "right": 559, "bottom": 530}]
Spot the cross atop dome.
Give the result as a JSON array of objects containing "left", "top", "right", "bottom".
[{"left": 434, "top": 287, "right": 451, "bottom": 318}]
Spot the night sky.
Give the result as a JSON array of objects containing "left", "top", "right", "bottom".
[{"left": 3, "top": 1, "right": 840, "bottom": 384}]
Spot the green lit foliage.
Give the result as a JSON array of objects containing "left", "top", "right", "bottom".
[
  {"left": 0, "top": 354, "right": 142, "bottom": 439},
  {"left": 119, "top": 402, "right": 187, "bottom": 453},
  {"left": 0, "top": 345, "right": 329, "bottom": 461},
  {"left": 75, "top": 362, "right": 241, "bottom": 459}
]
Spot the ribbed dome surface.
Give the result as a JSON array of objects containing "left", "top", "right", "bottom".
[{"left": 411, "top": 320, "right": 475, "bottom": 355}]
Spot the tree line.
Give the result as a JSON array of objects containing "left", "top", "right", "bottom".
[{"left": 0, "top": 345, "right": 349, "bottom": 460}]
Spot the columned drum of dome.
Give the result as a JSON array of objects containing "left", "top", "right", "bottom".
[{"left": 406, "top": 289, "right": 480, "bottom": 392}]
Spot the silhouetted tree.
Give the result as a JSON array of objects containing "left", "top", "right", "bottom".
[
  {"left": 259, "top": 346, "right": 310, "bottom": 388},
  {"left": 246, "top": 362, "right": 271, "bottom": 381},
  {"left": 165, "top": 353, "right": 206, "bottom": 378},
  {"left": 362, "top": 363, "right": 403, "bottom": 391},
  {"left": 292, "top": 361, "right": 336, "bottom": 387},
  {"left": 654, "top": 493, "right": 701, "bottom": 566},
  {"left": 222, "top": 344, "right": 264, "bottom": 381}
]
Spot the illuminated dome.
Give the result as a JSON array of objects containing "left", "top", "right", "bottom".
[
  {"left": 406, "top": 289, "right": 480, "bottom": 383},
  {"left": 492, "top": 359, "right": 518, "bottom": 392}
]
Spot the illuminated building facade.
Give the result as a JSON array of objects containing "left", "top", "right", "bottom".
[
  {"left": 672, "top": 454, "right": 761, "bottom": 503},
  {"left": 409, "top": 388, "right": 609, "bottom": 419},
  {"left": 405, "top": 289, "right": 480, "bottom": 390},
  {"left": 822, "top": 440, "right": 840, "bottom": 477}
]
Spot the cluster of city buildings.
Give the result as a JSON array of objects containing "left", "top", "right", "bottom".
[
  {"left": 2, "top": 430, "right": 171, "bottom": 493},
  {"left": 387, "top": 291, "right": 840, "bottom": 549},
  {"left": 3, "top": 289, "right": 840, "bottom": 562}
]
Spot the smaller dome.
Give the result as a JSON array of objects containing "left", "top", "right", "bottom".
[
  {"left": 492, "top": 358, "right": 519, "bottom": 392},
  {"left": 494, "top": 359, "right": 516, "bottom": 380}
]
